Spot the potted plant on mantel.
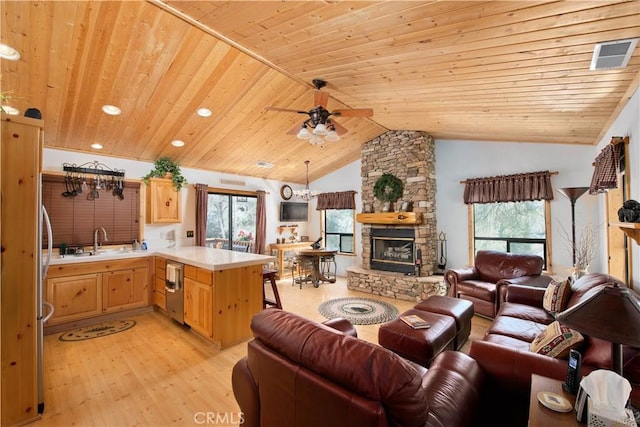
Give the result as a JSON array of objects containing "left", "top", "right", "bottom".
[
  {"left": 373, "top": 173, "right": 403, "bottom": 212},
  {"left": 142, "top": 156, "right": 187, "bottom": 191}
]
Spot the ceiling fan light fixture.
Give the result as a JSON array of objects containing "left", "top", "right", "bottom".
[
  {"left": 0, "top": 43, "right": 20, "bottom": 60},
  {"left": 313, "top": 123, "right": 328, "bottom": 136},
  {"left": 325, "top": 130, "right": 340, "bottom": 142},
  {"left": 297, "top": 126, "right": 312, "bottom": 140},
  {"left": 309, "top": 135, "right": 323, "bottom": 145}
]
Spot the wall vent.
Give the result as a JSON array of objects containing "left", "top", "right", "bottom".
[
  {"left": 590, "top": 38, "right": 639, "bottom": 70},
  {"left": 220, "top": 178, "right": 246, "bottom": 186}
]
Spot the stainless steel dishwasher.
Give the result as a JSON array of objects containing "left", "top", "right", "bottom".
[{"left": 165, "top": 261, "right": 184, "bottom": 324}]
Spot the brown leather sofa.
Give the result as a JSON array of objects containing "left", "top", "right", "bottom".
[
  {"left": 472, "top": 272, "right": 640, "bottom": 411},
  {"left": 232, "top": 309, "right": 488, "bottom": 427},
  {"left": 445, "top": 250, "right": 552, "bottom": 318}
]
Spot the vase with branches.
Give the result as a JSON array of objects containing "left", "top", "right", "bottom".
[{"left": 568, "top": 224, "right": 596, "bottom": 280}]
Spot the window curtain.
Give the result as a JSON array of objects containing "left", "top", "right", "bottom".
[
  {"left": 316, "top": 191, "right": 356, "bottom": 210},
  {"left": 195, "top": 184, "right": 208, "bottom": 246},
  {"left": 589, "top": 137, "right": 624, "bottom": 194},
  {"left": 254, "top": 190, "right": 267, "bottom": 254},
  {"left": 463, "top": 171, "right": 554, "bottom": 204}
]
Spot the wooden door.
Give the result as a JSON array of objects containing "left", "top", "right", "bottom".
[
  {"left": 146, "top": 178, "right": 181, "bottom": 223},
  {"left": 606, "top": 139, "right": 632, "bottom": 284},
  {"left": 103, "top": 267, "right": 149, "bottom": 312}
]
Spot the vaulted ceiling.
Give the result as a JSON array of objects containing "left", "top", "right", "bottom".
[{"left": 1, "top": 1, "right": 638, "bottom": 183}]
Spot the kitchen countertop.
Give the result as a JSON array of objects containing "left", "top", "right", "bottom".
[{"left": 48, "top": 245, "right": 275, "bottom": 271}]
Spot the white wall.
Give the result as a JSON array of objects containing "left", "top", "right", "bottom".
[
  {"left": 42, "top": 149, "right": 310, "bottom": 251},
  {"left": 593, "top": 88, "right": 640, "bottom": 288},
  {"left": 434, "top": 140, "right": 598, "bottom": 276},
  {"left": 307, "top": 160, "right": 362, "bottom": 275}
]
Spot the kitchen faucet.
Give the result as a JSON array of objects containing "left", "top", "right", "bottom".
[{"left": 93, "top": 227, "right": 108, "bottom": 253}]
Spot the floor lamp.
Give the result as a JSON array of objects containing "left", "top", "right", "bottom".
[{"left": 557, "top": 187, "right": 590, "bottom": 265}]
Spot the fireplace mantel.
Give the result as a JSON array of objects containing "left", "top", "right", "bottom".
[{"left": 356, "top": 212, "right": 422, "bottom": 225}]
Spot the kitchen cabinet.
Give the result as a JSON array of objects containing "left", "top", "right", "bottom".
[
  {"left": 45, "top": 257, "right": 152, "bottom": 328},
  {"left": 1, "top": 114, "right": 43, "bottom": 426},
  {"left": 177, "top": 259, "right": 263, "bottom": 349},
  {"left": 103, "top": 266, "right": 150, "bottom": 313},
  {"left": 153, "top": 256, "right": 167, "bottom": 309},
  {"left": 184, "top": 265, "right": 213, "bottom": 338},
  {"left": 46, "top": 274, "right": 103, "bottom": 325},
  {"left": 146, "top": 178, "right": 182, "bottom": 223}
]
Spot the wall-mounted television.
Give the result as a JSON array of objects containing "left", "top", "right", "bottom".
[{"left": 280, "top": 202, "right": 308, "bottom": 222}]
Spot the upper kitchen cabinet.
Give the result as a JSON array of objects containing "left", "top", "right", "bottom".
[{"left": 146, "top": 178, "right": 182, "bottom": 224}]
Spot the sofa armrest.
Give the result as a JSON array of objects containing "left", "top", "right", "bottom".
[
  {"left": 231, "top": 357, "right": 259, "bottom": 427},
  {"left": 503, "top": 284, "right": 547, "bottom": 308},
  {"left": 322, "top": 317, "right": 358, "bottom": 337},
  {"left": 469, "top": 340, "right": 566, "bottom": 396},
  {"left": 497, "top": 275, "right": 553, "bottom": 303},
  {"left": 444, "top": 266, "right": 478, "bottom": 296}
]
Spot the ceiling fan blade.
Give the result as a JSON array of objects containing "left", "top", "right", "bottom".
[
  {"left": 314, "top": 90, "right": 329, "bottom": 108},
  {"left": 331, "top": 108, "right": 373, "bottom": 118},
  {"left": 266, "top": 106, "right": 308, "bottom": 114},
  {"left": 330, "top": 120, "right": 348, "bottom": 135}
]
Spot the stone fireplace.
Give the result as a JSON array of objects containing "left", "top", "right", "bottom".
[
  {"left": 347, "top": 130, "right": 444, "bottom": 301},
  {"left": 370, "top": 228, "right": 416, "bottom": 274}
]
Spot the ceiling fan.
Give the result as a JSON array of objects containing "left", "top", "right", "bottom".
[{"left": 266, "top": 79, "right": 373, "bottom": 144}]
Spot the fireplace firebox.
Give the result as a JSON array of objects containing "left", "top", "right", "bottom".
[{"left": 370, "top": 228, "right": 416, "bottom": 274}]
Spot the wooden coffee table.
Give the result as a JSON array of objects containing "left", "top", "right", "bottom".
[{"left": 529, "top": 374, "right": 579, "bottom": 426}]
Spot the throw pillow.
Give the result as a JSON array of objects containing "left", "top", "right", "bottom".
[
  {"left": 543, "top": 278, "right": 571, "bottom": 313},
  {"left": 530, "top": 321, "right": 584, "bottom": 358}
]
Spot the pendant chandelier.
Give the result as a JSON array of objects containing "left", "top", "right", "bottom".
[{"left": 293, "top": 160, "right": 318, "bottom": 201}]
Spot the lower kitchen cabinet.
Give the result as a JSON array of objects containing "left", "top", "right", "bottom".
[
  {"left": 46, "top": 273, "right": 103, "bottom": 325},
  {"left": 184, "top": 277, "right": 213, "bottom": 338},
  {"left": 153, "top": 256, "right": 167, "bottom": 309},
  {"left": 45, "top": 257, "right": 152, "bottom": 328},
  {"left": 103, "top": 267, "right": 150, "bottom": 313}
]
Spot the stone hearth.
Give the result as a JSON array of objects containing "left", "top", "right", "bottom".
[{"left": 347, "top": 130, "right": 441, "bottom": 300}]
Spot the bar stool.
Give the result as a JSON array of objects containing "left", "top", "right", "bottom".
[
  {"left": 320, "top": 254, "right": 337, "bottom": 281},
  {"left": 291, "top": 256, "right": 314, "bottom": 289},
  {"left": 262, "top": 268, "right": 282, "bottom": 309}
]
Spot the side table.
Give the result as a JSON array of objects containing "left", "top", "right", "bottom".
[{"left": 529, "top": 374, "right": 579, "bottom": 426}]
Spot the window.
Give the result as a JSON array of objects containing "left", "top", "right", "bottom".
[
  {"left": 41, "top": 174, "right": 140, "bottom": 248},
  {"left": 472, "top": 200, "right": 549, "bottom": 268},
  {"left": 206, "top": 192, "right": 257, "bottom": 252},
  {"left": 323, "top": 209, "right": 354, "bottom": 254}
]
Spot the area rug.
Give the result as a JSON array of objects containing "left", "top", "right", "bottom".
[
  {"left": 59, "top": 320, "right": 136, "bottom": 342},
  {"left": 318, "top": 297, "right": 398, "bottom": 325}
]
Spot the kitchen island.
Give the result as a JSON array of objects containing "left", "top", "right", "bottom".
[{"left": 47, "top": 246, "right": 275, "bottom": 349}]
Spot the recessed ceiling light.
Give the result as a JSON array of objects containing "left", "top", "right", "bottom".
[
  {"left": 1, "top": 106, "right": 20, "bottom": 115},
  {"left": 171, "top": 140, "right": 185, "bottom": 147},
  {"left": 197, "top": 108, "right": 212, "bottom": 117},
  {"left": 91, "top": 143, "right": 103, "bottom": 150},
  {"left": 101, "top": 104, "right": 121, "bottom": 116},
  {"left": 0, "top": 44, "right": 20, "bottom": 61},
  {"left": 256, "top": 160, "right": 274, "bottom": 168}
]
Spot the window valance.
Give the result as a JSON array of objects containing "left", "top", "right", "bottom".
[
  {"left": 589, "top": 137, "right": 625, "bottom": 195},
  {"left": 463, "top": 171, "right": 555, "bottom": 204},
  {"left": 316, "top": 191, "right": 356, "bottom": 210}
]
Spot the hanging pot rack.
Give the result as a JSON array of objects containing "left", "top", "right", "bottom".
[{"left": 63, "top": 161, "right": 125, "bottom": 178}]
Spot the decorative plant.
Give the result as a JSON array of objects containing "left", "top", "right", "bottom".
[
  {"left": 373, "top": 173, "right": 403, "bottom": 211},
  {"left": 142, "top": 156, "right": 187, "bottom": 191}
]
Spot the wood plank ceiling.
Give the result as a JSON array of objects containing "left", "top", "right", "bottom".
[{"left": 1, "top": 1, "right": 639, "bottom": 184}]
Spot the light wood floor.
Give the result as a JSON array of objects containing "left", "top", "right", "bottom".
[{"left": 34, "top": 276, "right": 491, "bottom": 426}]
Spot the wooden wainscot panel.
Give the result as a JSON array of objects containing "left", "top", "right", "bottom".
[{"left": 356, "top": 212, "right": 422, "bottom": 225}]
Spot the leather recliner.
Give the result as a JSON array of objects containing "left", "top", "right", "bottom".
[
  {"left": 445, "top": 250, "right": 552, "bottom": 318},
  {"left": 232, "top": 309, "right": 486, "bottom": 427}
]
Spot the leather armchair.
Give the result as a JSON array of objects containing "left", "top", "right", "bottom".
[
  {"left": 445, "top": 250, "right": 551, "bottom": 318},
  {"left": 232, "top": 309, "right": 487, "bottom": 427}
]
